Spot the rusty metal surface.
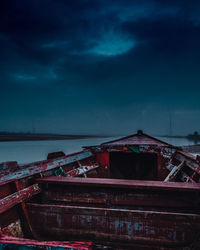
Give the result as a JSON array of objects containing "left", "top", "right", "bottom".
[{"left": 0, "top": 184, "right": 41, "bottom": 214}]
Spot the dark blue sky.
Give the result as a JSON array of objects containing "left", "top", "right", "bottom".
[{"left": 0, "top": 0, "right": 200, "bottom": 135}]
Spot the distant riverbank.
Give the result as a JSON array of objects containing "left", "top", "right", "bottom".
[
  {"left": 0, "top": 136, "right": 199, "bottom": 164},
  {"left": 0, "top": 137, "right": 114, "bottom": 164},
  {"left": 0, "top": 132, "right": 106, "bottom": 142}
]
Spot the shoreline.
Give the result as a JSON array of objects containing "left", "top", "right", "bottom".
[{"left": 0, "top": 134, "right": 107, "bottom": 142}]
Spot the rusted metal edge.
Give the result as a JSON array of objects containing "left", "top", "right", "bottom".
[
  {"left": 0, "top": 150, "right": 93, "bottom": 183},
  {"left": 36, "top": 177, "right": 200, "bottom": 192},
  {"left": 0, "top": 184, "right": 41, "bottom": 214}
]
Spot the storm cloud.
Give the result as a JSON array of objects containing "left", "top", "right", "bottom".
[{"left": 0, "top": 0, "right": 200, "bottom": 135}]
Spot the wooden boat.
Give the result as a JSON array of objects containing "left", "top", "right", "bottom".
[{"left": 1, "top": 130, "right": 200, "bottom": 249}]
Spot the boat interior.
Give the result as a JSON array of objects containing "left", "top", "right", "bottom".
[
  {"left": 109, "top": 151, "right": 158, "bottom": 180},
  {"left": 1, "top": 131, "right": 200, "bottom": 249}
]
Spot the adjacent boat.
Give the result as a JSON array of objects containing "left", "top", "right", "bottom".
[{"left": 1, "top": 130, "right": 200, "bottom": 249}]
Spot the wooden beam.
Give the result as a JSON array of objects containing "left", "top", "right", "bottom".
[
  {"left": 0, "top": 184, "right": 41, "bottom": 214},
  {"left": 66, "top": 164, "right": 99, "bottom": 177},
  {"left": 0, "top": 235, "right": 93, "bottom": 249},
  {"left": 174, "top": 151, "right": 200, "bottom": 173},
  {"left": 0, "top": 150, "right": 92, "bottom": 182},
  {"left": 36, "top": 176, "right": 200, "bottom": 192},
  {"left": 13, "top": 180, "right": 36, "bottom": 238},
  {"left": 164, "top": 161, "right": 184, "bottom": 182},
  {"left": 26, "top": 203, "right": 200, "bottom": 246},
  {"left": 42, "top": 183, "right": 200, "bottom": 210}
]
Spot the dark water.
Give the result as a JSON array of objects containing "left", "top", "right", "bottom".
[
  {"left": 0, "top": 136, "right": 197, "bottom": 164},
  {"left": 0, "top": 137, "right": 111, "bottom": 164}
]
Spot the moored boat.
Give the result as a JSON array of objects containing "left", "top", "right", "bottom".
[{"left": 1, "top": 130, "right": 200, "bottom": 249}]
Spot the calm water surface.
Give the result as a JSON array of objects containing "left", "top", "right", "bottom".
[{"left": 0, "top": 136, "right": 198, "bottom": 164}]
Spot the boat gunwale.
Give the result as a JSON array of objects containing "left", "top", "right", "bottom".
[{"left": 36, "top": 176, "right": 200, "bottom": 192}]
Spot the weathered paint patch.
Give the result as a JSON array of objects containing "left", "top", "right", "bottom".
[
  {"left": 0, "top": 184, "right": 41, "bottom": 214},
  {"left": 1, "top": 220, "right": 23, "bottom": 238},
  {"left": 0, "top": 235, "right": 92, "bottom": 249},
  {"left": 0, "top": 150, "right": 92, "bottom": 182}
]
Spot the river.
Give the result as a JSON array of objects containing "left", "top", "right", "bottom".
[{"left": 0, "top": 136, "right": 198, "bottom": 164}]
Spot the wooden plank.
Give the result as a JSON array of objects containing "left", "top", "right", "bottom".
[
  {"left": 66, "top": 164, "right": 99, "bottom": 177},
  {"left": 36, "top": 176, "right": 200, "bottom": 192},
  {"left": 0, "top": 235, "right": 93, "bottom": 249},
  {"left": 26, "top": 203, "right": 200, "bottom": 247},
  {"left": 41, "top": 186, "right": 200, "bottom": 212},
  {"left": 13, "top": 180, "right": 35, "bottom": 238},
  {"left": 0, "top": 150, "right": 92, "bottom": 182},
  {"left": 0, "top": 184, "right": 41, "bottom": 214},
  {"left": 174, "top": 151, "right": 200, "bottom": 173},
  {"left": 164, "top": 161, "right": 184, "bottom": 182},
  {"left": 0, "top": 207, "right": 19, "bottom": 229},
  {"left": 180, "top": 172, "right": 196, "bottom": 183},
  {"left": 0, "top": 162, "right": 18, "bottom": 179}
]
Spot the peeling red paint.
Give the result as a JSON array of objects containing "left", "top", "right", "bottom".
[
  {"left": 0, "top": 184, "right": 41, "bottom": 214},
  {"left": 0, "top": 235, "right": 93, "bottom": 249}
]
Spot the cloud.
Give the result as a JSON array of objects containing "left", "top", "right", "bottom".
[
  {"left": 13, "top": 74, "right": 37, "bottom": 81},
  {"left": 40, "top": 41, "right": 69, "bottom": 49},
  {"left": 1, "top": 0, "right": 199, "bottom": 67},
  {"left": 1, "top": 0, "right": 200, "bottom": 134},
  {"left": 122, "top": 17, "right": 200, "bottom": 55},
  {"left": 88, "top": 29, "right": 136, "bottom": 56}
]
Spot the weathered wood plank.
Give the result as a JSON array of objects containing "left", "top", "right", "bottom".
[
  {"left": 164, "top": 161, "right": 184, "bottom": 182},
  {"left": 0, "top": 150, "right": 92, "bottom": 182},
  {"left": 0, "top": 162, "right": 18, "bottom": 179},
  {"left": 66, "top": 164, "right": 99, "bottom": 177},
  {"left": 0, "top": 184, "right": 41, "bottom": 214},
  {"left": 41, "top": 185, "right": 200, "bottom": 212},
  {"left": 36, "top": 176, "right": 200, "bottom": 192},
  {"left": 26, "top": 203, "right": 200, "bottom": 247},
  {"left": 0, "top": 235, "right": 93, "bottom": 249},
  {"left": 174, "top": 151, "right": 200, "bottom": 173}
]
